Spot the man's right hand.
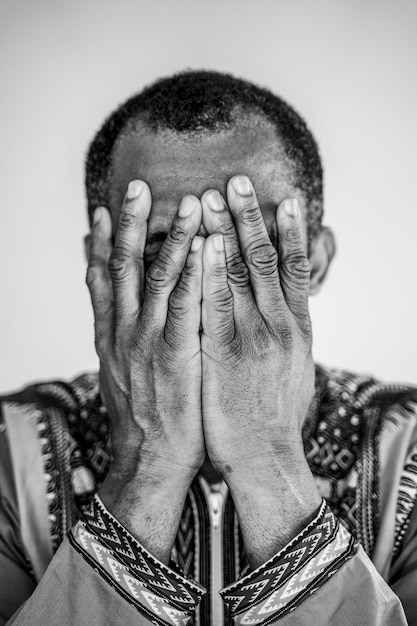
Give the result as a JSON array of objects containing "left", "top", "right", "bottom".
[{"left": 86, "top": 180, "right": 204, "bottom": 563}]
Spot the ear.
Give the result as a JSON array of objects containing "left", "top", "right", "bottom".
[
  {"left": 83, "top": 233, "right": 91, "bottom": 263},
  {"left": 309, "top": 227, "right": 336, "bottom": 295}
]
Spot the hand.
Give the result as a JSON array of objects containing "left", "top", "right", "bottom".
[
  {"left": 86, "top": 180, "right": 204, "bottom": 562},
  {"left": 200, "top": 175, "right": 321, "bottom": 566}
]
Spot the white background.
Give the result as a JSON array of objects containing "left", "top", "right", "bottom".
[{"left": 0, "top": 0, "right": 416, "bottom": 391}]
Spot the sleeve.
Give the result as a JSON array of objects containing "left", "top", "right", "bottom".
[
  {"left": 0, "top": 415, "right": 36, "bottom": 625},
  {"left": 6, "top": 495, "right": 206, "bottom": 626},
  {"left": 0, "top": 494, "right": 35, "bottom": 624},
  {"left": 390, "top": 488, "right": 417, "bottom": 624},
  {"left": 219, "top": 500, "right": 408, "bottom": 625}
]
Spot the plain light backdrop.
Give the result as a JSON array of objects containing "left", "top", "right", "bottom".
[{"left": 0, "top": 0, "right": 416, "bottom": 391}]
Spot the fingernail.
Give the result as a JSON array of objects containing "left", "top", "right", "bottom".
[
  {"left": 93, "top": 207, "right": 103, "bottom": 224},
  {"left": 206, "top": 190, "right": 224, "bottom": 211},
  {"left": 191, "top": 236, "right": 203, "bottom": 251},
  {"left": 284, "top": 198, "right": 300, "bottom": 218},
  {"left": 127, "top": 180, "right": 143, "bottom": 199},
  {"left": 232, "top": 175, "right": 252, "bottom": 196},
  {"left": 179, "top": 195, "right": 197, "bottom": 217},
  {"left": 213, "top": 234, "right": 224, "bottom": 251}
]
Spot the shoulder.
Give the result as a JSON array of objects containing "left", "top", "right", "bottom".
[
  {"left": 0, "top": 371, "right": 103, "bottom": 455},
  {"left": 0, "top": 371, "right": 106, "bottom": 471},
  {"left": 0, "top": 370, "right": 103, "bottom": 486},
  {"left": 314, "top": 362, "right": 417, "bottom": 429},
  {"left": 0, "top": 372, "right": 108, "bottom": 556},
  {"left": 0, "top": 371, "right": 100, "bottom": 413},
  {"left": 311, "top": 362, "right": 417, "bottom": 478},
  {"left": 311, "top": 363, "right": 417, "bottom": 565},
  {"left": 0, "top": 370, "right": 104, "bottom": 476}
]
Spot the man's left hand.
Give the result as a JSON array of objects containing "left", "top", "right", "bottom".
[{"left": 200, "top": 175, "right": 321, "bottom": 567}]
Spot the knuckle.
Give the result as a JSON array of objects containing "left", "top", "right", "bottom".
[
  {"left": 284, "top": 254, "right": 311, "bottom": 279},
  {"left": 108, "top": 255, "right": 128, "bottom": 280},
  {"left": 146, "top": 262, "right": 170, "bottom": 292},
  {"left": 112, "top": 240, "right": 135, "bottom": 259},
  {"left": 227, "top": 254, "right": 249, "bottom": 286},
  {"left": 118, "top": 209, "right": 137, "bottom": 230},
  {"left": 218, "top": 220, "right": 236, "bottom": 237},
  {"left": 239, "top": 204, "right": 263, "bottom": 225},
  {"left": 248, "top": 245, "right": 278, "bottom": 275},
  {"left": 168, "top": 223, "right": 188, "bottom": 244},
  {"left": 284, "top": 227, "right": 302, "bottom": 242}
]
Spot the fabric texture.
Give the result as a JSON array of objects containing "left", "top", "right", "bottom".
[
  {"left": 70, "top": 495, "right": 204, "bottom": 625},
  {"left": 1, "top": 364, "right": 417, "bottom": 625},
  {"left": 220, "top": 501, "right": 356, "bottom": 624}
]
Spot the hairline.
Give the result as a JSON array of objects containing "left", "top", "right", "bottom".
[
  {"left": 85, "top": 71, "right": 324, "bottom": 244},
  {"left": 108, "top": 108, "right": 299, "bottom": 207}
]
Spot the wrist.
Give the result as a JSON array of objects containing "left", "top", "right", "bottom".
[
  {"left": 225, "top": 450, "right": 321, "bottom": 569},
  {"left": 111, "top": 436, "right": 201, "bottom": 486},
  {"left": 99, "top": 463, "right": 192, "bottom": 564},
  {"left": 227, "top": 454, "right": 320, "bottom": 518}
]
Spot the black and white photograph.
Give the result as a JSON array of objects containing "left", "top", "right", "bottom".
[{"left": 0, "top": 1, "right": 416, "bottom": 624}]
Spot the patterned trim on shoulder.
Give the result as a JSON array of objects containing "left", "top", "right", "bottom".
[
  {"left": 304, "top": 366, "right": 377, "bottom": 481},
  {"left": 305, "top": 365, "right": 413, "bottom": 557},
  {"left": 35, "top": 374, "right": 110, "bottom": 525},
  {"left": 220, "top": 500, "right": 356, "bottom": 625},
  {"left": 70, "top": 495, "right": 205, "bottom": 625},
  {"left": 393, "top": 437, "right": 417, "bottom": 557},
  {"left": 28, "top": 373, "right": 109, "bottom": 550}
]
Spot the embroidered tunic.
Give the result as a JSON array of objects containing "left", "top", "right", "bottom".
[{"left": 0, "top": 364, "right": 416, "bottom": 625}]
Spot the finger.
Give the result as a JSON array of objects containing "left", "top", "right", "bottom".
[
  {"left": 201, "top": 189, "right": 251, "bottom": 292},
  {"left": 108, "top": 180, "right": 152, "bottom": 326},
  {"left": 226, "top": 175, "right": 285, "bottom": 320},
  {"left": 202, "top": 234, "right": 234, "bottom": 344},
  {"left": 201, "top": 189, "right": 256, "bottom": 324},
  {"left": 165, "top": 236, "right": 203, "bottom": 347},
  {"left": 277, "top": 198, "right": 311, "bottom": 324},
  {"left": 86, "top": 207, "right": 113, "bottom": 356},
  {"left": 142, "top": 195, "right": 202, "bottom": 328}
]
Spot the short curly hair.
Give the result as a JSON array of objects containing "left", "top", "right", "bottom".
[{"left": 85, "top": 70, "right": 324, "bottom": 241}]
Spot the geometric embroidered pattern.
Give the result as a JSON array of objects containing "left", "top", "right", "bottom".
[
  {"left": 5, "top": 365, "right": 416, "bottom": 625},
  {"left": 85, "top": 496, "right": 205, "bottom": 608},
  {"left": 393, "top": 438, "right": 417, "bottom": 556},
  {"left": 301, "top": 366, "right": 379, "bottom": 549},
  {"left": 70, "top": 524, "right": 192, "bottom": 626},
  {"left": 303, "top": 369, "right": 376, "bottom": 481},
  {"left": 69, "top": 495, "right": 205, "bottom": 625},
  {"left": 220, "top": 501, "right": 356, "bottom": 625},
  {"left": 221, "top": 500, "right": 331, "bottom": 607}
]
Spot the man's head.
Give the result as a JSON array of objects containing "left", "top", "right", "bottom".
[{"left": 85, "top": 70, "right": 335, "bottom": 293}]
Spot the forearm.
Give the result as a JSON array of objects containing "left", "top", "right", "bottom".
[
  {"left": 99, "top": 463, "right": 194, "bottom": 565},
  {"left": 227, "top": 448, "right": 321, "bottom": 568}
]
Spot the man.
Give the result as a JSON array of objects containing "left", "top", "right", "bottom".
[{"left": 0, "top": 70, "right": 416, "bottom": 625}]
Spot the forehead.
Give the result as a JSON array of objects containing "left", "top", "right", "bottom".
[{"left": 109, "top": 118, "right": 299, "bottom": 236}]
